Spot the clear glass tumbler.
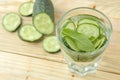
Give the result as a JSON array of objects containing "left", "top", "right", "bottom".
[{"left": 56, "top": 7, "right": 112, "bottom": 76}]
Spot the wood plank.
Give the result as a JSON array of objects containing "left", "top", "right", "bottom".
[
  {"left": 0, "top": 51, "right": 120, "bottom": 80},
  {"left": 52, "top": 0, "right": 120, "bottom": 21},
  {"left": 0, "top": 0, "right": 120, "bottom": 77}
]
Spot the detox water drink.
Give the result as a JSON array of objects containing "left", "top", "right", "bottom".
[
  {"left": 56, "top": 7, "right": 112, "bottom": 76},
  {"left": 62, "top": 14, "right": 107, "bottom": 62}
]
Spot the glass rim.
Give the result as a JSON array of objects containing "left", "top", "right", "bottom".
[{"left": 56, "top": 7, "right": 113, "bottom": 55}]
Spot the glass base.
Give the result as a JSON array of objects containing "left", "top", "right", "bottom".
[
  {"left": 63, "top": 50, "right": 102, "bottom": 76},
  {"left": 68, "top": 62, "right": 99, "bottom": 76}
]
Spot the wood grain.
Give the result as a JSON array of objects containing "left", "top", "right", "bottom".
[
  {"left": 0, "top": 0, "right": 120, "bottom": 80},
  {"left": 0, "top": 51, "right": 120, "bottom": 80}
]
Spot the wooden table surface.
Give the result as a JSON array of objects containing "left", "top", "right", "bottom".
[{"left": 0, "top": 0, "right": 120, "bottom": 80}]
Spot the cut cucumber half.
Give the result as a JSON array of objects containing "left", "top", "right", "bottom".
[
  {"left": 64, "top": 20, "right": 76, "bottom": 30},
  {"left": 2, "top": 12, "right": 21, "bottom": 32},
  {"left": 64, "top": 36, "right": 79, "bottom": 51},
  {"left": 33, "top": 13, "right": 54, "bottom": 35},
  {"left": 19, "top": 2, "right": 34, "bottom": 16},
  {"left": 18, "top": 24, "right": 42, "bottom": 42},
  {"left": 78, "top": 18, "right": 99, "bottom": 26},
  {"left": 43, "top": 36, "right": 60, "bottom": 53},
  {"left": 33, "top": 0, "right": 54, "bottom": 35},
  {"left": 77, "top": 23, "right": 99, "bottom": 41}
]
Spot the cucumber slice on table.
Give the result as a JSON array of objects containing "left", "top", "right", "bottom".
[
  {"left": 43, "top": 36, "right": 60, "bottom": 53},
  {"left": 77, "top": 23, "right": 99, "bottom": 41},
  {"left": 33, "top": 13, "right": 54, "bottom": 35},
  {"left": 18, "top": 24, "right": 42, "bottom": 42},
  {"left": 19, "top": 2, "right": 34, "bottom": 16},
  {"left": 33, "top": 0, "right": 54, "bottom": 35},
  {"left": 2, "top": 13, "right": 21, "bottom": 32}
]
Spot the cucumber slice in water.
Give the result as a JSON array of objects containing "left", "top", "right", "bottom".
[
  {"left": 93, "top": 35, "right": 107, "bottom": 49},
  {"left": 93, "top": 39, "right": 101, "bottom": 48},
  {"left": 64, "top": 20, "right": 76, "bottom": 30},
  {"left": 77, "top": 23, "right": 99, "bottom": 40},
  {"left": 43, "top": 36, "right": 60, "bottom": 53},
  {"left": 33, "top": 13, "right": 54, "bottom": 35},
  {"left": 2, "top": 13, "right": 21, "bottom": 32},
  {"left": 18, "top": 24, "right": 42, "bottom": 42},
  {"left": 19, "top": 2, "right": 34, "bottom": 16},
  {"left": 97, "top": 36, "right": 107, "bottom": 49},
  {"left": 78, "top": 18, "right": 99, "bottom": 26}
]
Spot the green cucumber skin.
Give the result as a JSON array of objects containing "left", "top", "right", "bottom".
[
  {"left": 33, "top": 0, "right": 54, "bottom": 22},
  {"left": 44, "top": 49, "right": 61, "bottom": 54},
  {"left": 18, "top": 24, "right": 42, "bottom": 42},
  {"left": 64, "top": 20, "right": 76, "bottom": 30},
  {"left": 2, "top": 12, "right": 22, "bottom": 32},
  {"left": 19, "top": 2, "right": 34, "bottom": 17}
]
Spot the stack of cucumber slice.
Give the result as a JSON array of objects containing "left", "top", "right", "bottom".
[
  {"left": 2, "top": 0, "right": 60, "bottom": 53},
  {"left": 62, "top": 14, "right": 107, "bottom": 52}
]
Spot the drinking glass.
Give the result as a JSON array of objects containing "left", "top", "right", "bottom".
[{"left": 56, "top": 7, "right": 112, "bottom": 76}]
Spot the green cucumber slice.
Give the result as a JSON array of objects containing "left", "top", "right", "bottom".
[
  {"left": 43, "top": 36, "right": 60, "bottom": 53},
  {"left": 77, "top": 23, "right": 99, "bottom": 41},
  {"left": 78, "top": 14, "right": 102, "bottom": 21},
  {"left": 64, "top": 20, "right": 76, "bottom": 30},
  {"left": 33, "top": 13, "right": 54, "bottom": 35},
  {"left": 93, "top": 39, "right": 101, "bottom": 48},
  {"left": 64, "top": 36, "right": 79, "bottom": 51},
  {"left": 93, "top": 35, "right": 107, "bottom": 49},
  {"left": 18, "top": 24, "right": 42, "bottom": 42},
  {"left": 78, "top": 18, "right": 99, "bottom": 26},
  {"left": 19, "top": 2, "right": 34, "bottom": 16},
  {"left": 2, "top": 12, "right": 21, "bottom": 32},
  {"left": 70, "top": 14, "right": 101, "bottom": 25}
]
